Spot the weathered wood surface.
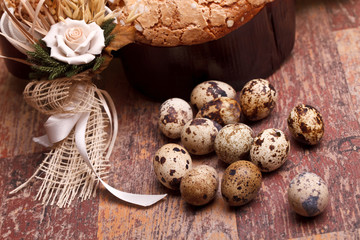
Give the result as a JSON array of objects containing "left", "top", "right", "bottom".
[{"left": 0, "top": 0, "right": 360, "bottom": 239}]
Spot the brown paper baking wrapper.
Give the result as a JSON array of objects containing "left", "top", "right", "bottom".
[
  {"left": 0, "top": 34, "right": 31, "bottom": 79},
  {"left": 117, "top": 0, "right": 295, "bottom": 101}
]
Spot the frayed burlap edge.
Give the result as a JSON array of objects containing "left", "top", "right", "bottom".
[{"left": 11, "top": 71, "right": 114, "bottom": 208}]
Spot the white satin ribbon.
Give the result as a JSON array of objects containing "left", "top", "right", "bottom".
[{"left": 33, "top": 88, "right": 167, "bottom": 207}]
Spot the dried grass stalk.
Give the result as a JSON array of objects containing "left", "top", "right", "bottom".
[
  {"left": 3, "top": 0, "right": 137, "bottom": 207},
  {"left": 3, "top": 0, "right": 110, "bottom": 36}
]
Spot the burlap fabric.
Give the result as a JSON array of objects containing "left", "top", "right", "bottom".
[{"left": 11, "top": 71, "right": 114, "bottom": 207}]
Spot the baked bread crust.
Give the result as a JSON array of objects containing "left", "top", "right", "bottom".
[{"left": 114, "top": 0, "right": 272, "bottom": 46}]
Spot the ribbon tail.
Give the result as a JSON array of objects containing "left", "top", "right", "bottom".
[
  {"left": 99, "top": 180, "right": 167, "bottom": 207},
  {"left": 33, "top": 112, "right": 82, "bottom": 147},
  {"left": 74, "top": 112, "right": 167, "bottom": 207},
  {"left": 44, "top": 113, "right": 81, "bottom": 144},
  {"left": 33, "top": 135, "right": 52, "bottom": 147}
]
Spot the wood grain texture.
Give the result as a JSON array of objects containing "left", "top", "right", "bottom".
[
  {"left": 334, "top": 28, "right": 360, "bottom": 122},
  {"left": 324, "top": 0, "right": 360, "bottom": 30},
  {"left": 0, "top": 63, "right": 100, "bottom": 238},
  {"left": 290, "top": 228, "right": 360, "bottom": 240},
  {"left": 0, "top": 0, "right": 360, "bottom": 239},
  {"left": 97, "top": 60, "right": 239, "bottom": 240},
  {"left": 0, "top": 153, "right": 100, "bottom": 239},
  {"left": 0, "top": 69, "right": 43, "bottom": 158}
]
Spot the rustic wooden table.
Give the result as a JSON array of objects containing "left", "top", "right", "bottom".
[{"left": 1, "top": 0, "right": 359, "bottom": 239}]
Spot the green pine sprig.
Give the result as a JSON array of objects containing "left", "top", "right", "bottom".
[
  {"left": 105, "top": 34, "right": 115, "bottom": 47},
  {"left": 27, "top": 18, "right": 116, "bottom": 80},
  {"left": 101, "top": 18, "right": 116, "bottom": 47},
  {"left": 93, "top": 57, "right": 105, "bottom": 71}
]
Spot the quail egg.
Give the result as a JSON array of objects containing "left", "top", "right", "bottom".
[
  {"left": 250, "top": 128, "right": 290, "bottom": 172},
  {"left": 287, "top": 104, "right": 324, "bottom": 145},
  {"left": 159, "top": 98, "right": 193, "bottom": 139},
  {"left": 214, "top": 123, "right": 254, "bottom": 164},
  {"left": 180, "top": 165, "right": 219, "bottom": 206},
  {"left": 153, "top": 143, "right": 192, "bottom": 190},
  {"left": 191, "top": 80, "right": 236, "bottom": 110},
  {"left": 196, "top": 97, "right": 241, "bottom": 126},
  {"left": 221, "top": 161, "right": 262, "bottom": 206},
  {"left": 288, "top": 172, "right": 329, "bottom": 217},
  {"left": 237, "top": 79, "right": 277, "bottom": 121},
  {"left": 181, "top": 118, "right": 221, "bottom": 155}
]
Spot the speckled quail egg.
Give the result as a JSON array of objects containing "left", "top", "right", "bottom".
[
  {"left": 287, "top": 104, "right": 324, "bottom": 145},
  {"left": 196, "top": 97, "right": 241, "bottom": 126},
  {"left": 237, "top": 79, "right": 277, "bottom": 121},
  {"left": 288, "top": 172, "right": 329, "bottom": 217},
  {"left": 153, "top": 143, "right": 192, "bottom": 190},
  {"left": 250, "top": 128, "right": 290, "bottom": 172},
  {"left": 180, "top": 165, "right": 219, "bottom": 206},
  {"left": 214, "top": 123, "right": 254, "bottom": 164},
  {"left": 181, "top": 118, "right": 221, "bottom": 155},
  {"left": 221, "top": 161, "right": 262, "bottom": 206},
  {"left": 191, "top": 80, "right": 236, "bottom": 110},
  {"left": 158, "top": 98, "right": 193, "bottom": 139}
]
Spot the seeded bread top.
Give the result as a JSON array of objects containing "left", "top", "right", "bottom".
[{"left": 114, "top": 0, "right": 272, "bottom": 46}]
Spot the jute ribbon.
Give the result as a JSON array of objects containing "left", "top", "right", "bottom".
[{"left": 10, "top": 73, "right": 166, "bottom": 207}]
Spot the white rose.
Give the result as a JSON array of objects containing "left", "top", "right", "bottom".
[{"left": 43, "top": 18, "right": 105, "bottom": 65}]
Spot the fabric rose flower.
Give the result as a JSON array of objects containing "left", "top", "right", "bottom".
[{"left": 43, "top": 18, "right": 105, "bottom": 65}]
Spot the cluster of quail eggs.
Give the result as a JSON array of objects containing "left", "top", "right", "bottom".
[{"left": 153, "top": 79, "right": 329, "bottom": 217}]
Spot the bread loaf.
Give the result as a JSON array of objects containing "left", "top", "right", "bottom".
[
  {"left": 114, "top": 0, "right": 272, "bottom": 46},
  {"left": 117, "top": 0, "right": 295, "bottom": 101}
]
